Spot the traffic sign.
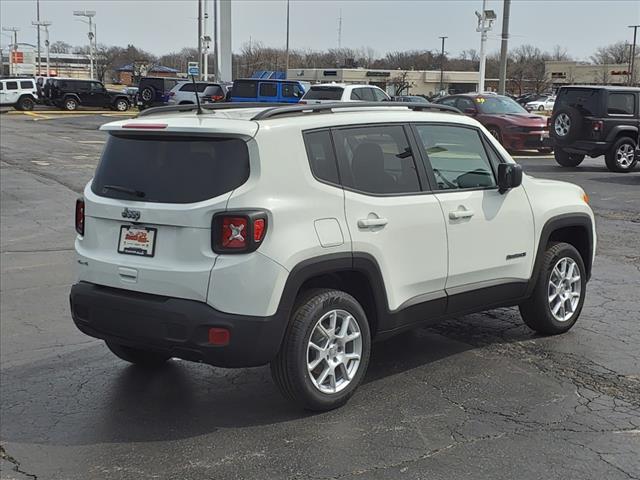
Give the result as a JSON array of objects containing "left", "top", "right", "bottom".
[{"left": 187, "top": 62, "right": 200, "bottom": 76}]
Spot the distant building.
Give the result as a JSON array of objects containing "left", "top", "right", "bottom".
[
  {"left": 546, "top": 60, "right": 635, "bottom": 88},
  {"left": 286, "top": 68, "right": 484, "bottom": 96},
  {"left": 116, "top": 64, "right": 180, "bottom": 86},
  {"left": 1, "top": 44, "right": 92, "bottom": 78}
]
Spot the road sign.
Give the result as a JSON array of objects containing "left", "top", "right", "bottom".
[{"left": 187, "top": 62, "right": 200, "bottom": 76}]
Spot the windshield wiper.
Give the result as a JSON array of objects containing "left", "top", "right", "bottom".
[{"left": 102, "top": 184, "right": 146, "bottom": 198}]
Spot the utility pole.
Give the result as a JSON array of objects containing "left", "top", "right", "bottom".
[
  {"left": 629, "top": 25, "right": 639, "bottom": 86},
  {"left": 73, "top": 10, "right": 96, "bottom": 79},
  {"left": 475, "top": 0, "right": 496, "bottom": 93},
  {"left": 213, "top": 0, "right": 218, "bottom": 80},
  {"left": 203, "top": 0, "right": 210, "bottom": 81},
  {"left": 285, "top": 0, "right": 290, "bottom": 78},
  {"left": 439, "top": 36, "right": 447, "bottom": 94},
  {"left": 2, "top": 27, "right": 19, "bottom": 76},
  {"left": 198, "top": 0, "right": 203, "bottom": 79},
  {"left": 32, "top": 20, "right": 52, "bottom": 75},
  {"left": 498, "top": 0, "right": 511, "bottom": 95},
  {"left": 36, "top": 0, "right": 41, "bottom": 74}
]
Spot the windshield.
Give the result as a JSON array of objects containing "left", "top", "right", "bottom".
[
  {"left": 304, "top": 87, "right": 344, "bottom": 100},
  {"left": 477, "top": 96, "right": 527, "bottom": 114}
]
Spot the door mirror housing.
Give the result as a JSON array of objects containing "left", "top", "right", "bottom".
[
  {"left": 497, "top": 163, "right": 523, "bottom": 194},
  {"left": 464, "top": 107, "right": 477, "bottom": 115}
]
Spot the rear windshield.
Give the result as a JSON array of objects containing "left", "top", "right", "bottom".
[
  {"left": 556, "top": 88, "right": 601, "bottom": 116},
  {"left": 304, "top": 87, "right": 344, "bottom": 100},
  {"left": 92, "top": 135, "right": 250, "bottom": 204}
]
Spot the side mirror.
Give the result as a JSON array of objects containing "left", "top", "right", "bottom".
[
  {"left": 497, "top": 163, "right": 523, "bottom": 194},
  {"left": 464, "top": 107, "right": 477, "bottom": 115}
]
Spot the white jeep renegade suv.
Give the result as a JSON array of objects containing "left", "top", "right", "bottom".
[{"left": 70, "top": 101, "right": 596, "bottom": 411}]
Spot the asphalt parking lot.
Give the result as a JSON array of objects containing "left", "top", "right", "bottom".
[{"left": 0, "top": 110, "right": 639, "bottom": 480}]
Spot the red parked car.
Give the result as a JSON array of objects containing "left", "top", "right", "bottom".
[{"left": 436, "top": 94, "right": 552, "bottom": 153}]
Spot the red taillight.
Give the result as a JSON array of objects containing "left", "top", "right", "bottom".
[
  {"left": 208, "top": 327, "right": 230, "bottom": 346},
  {"left": 75, "top": 198, "right": 85, "bottom": 235},
  {"left": 592, "top": 120, "right": 604, "bottom": 132},
  {"left": 168, "top": 92, "right": 175, "bottom": 97},
  {"left": 253, "top": 218, "right": 266, "bottom": 242},
  {"left": 212, "top": 212, "right": 268, "bottom": 254},
  {"left": 221, "top": 216, "right": 248, "bottom": 249},
  {"left": 212, "top": 95, "right": 224, "bottom": 101}
]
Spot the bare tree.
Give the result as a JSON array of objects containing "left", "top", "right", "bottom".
[
  {"left": 49, "top": 41, "right": 71, "bottom": 54},
  {"left": 389, "top": 71, "right": 414, "bottom": 95},
  {"left": 591, "top": 41, "right": 629, "bottom": 64}
]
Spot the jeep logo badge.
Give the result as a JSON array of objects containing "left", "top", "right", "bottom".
[{"left": 121, "top": 208, "right": 141, "bottom": 221}]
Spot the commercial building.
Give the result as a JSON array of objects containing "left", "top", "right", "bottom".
[
  {"left": 116, "top": 64, "right": 180, "bottom": 86},
  {"left": 546, "top": 60, "right": 635, "bottom": 88},
  {"left": 1, "top": 43, "right": 91, "bottom": 78},
  {"left": 286, "top": 68, "right": 482, "bottom": 96}
]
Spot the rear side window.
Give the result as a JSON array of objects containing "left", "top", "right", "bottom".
[
  {"left": 333, "top": 125, "right": 421, "bottom": 195},
  {"left": 233, "top": 81, "right": 258, "bottom": 98},
  {"left": 414, "top": 124, "right": 496, "bottom": 190},
  {"left": 259, "top": 83, "right": 278, "bottom": 97},
  {"left": 304, "top": 87, "right": 343, "bottom": 100},
  {"left": 607, "top": 93, "right": 635, "bottom": 115},
  {"left": 20, "top": 81, "right": 33, "bottom": 89},
  {"left": 556, "top": 88, "right": 600, "bottom": 116},
  {"left": 203, "top": 85, "right": 224, "bottom": 96},
  {"left": 282, "top": 83, "right": 302, "bottom": 98},
  {"left": 6, "top": 82, "right": 17, "bottom": 90},
  {"left": 92, "top": 135, "right": 250, "bottom": 204},
  {"left": 303, "top": 130, "right": 340, "bottom": 184}
]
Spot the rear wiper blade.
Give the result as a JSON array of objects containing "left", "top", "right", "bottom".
[{"left": 102, "top": 184, "right": 146, "bottom": 198}]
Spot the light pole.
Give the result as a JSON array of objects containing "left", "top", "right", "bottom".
[
  {"left": 475, "top": 1, "right": 496, "bottom": 93},
  {"left": 629, "top": 25, "right": 639, "bottom": 86},
  {"left": 36, "top": 0, "right": 41, "bottom": 74},
  {"left": 439, "top": 36, "right": 447, "bottom": 94},
  {"left": 32, "top": 20, "right": 52, "bottom": 76},
  {"left": 498, "top": 0, "right": 511, "bottom": 95},
  {"left": 2, "top": 27, "right": 19, "bottom": 76},
  {"left": 73, "top": 10, "right": 96, "bottom": 79},
  {"left": 285, "top": 0, "right": 290, "bottom": 78}
]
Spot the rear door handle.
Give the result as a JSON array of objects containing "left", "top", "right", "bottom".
[
  {"left": 449, "top": 210, "right": 475, "bottom": 220},
  {"left": 357, "top": 218, "right": 388, "bottom": 228}
]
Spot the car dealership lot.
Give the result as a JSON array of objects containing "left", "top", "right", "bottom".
[{"left": 1, "top": 112, "right": 638, "bottom": 479}]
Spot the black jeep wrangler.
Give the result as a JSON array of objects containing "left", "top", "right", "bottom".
[
  {"left": 550, "top": 86, "right": 639, "bottom": 172},
  {"left": 49, "top": 79, "right": 131, "bottom": 112}
]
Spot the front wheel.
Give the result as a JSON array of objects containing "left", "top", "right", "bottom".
[
  {"left": 538, "top": 105, "right": 545, "bottom": 111},
  {"left": 519, "top": 242, "right": 586, "bottom": 335},
  {"left": 554, "top": 149, "right": 585, "bottom": 167},
  {"left": 106, "top": 341, "right": 171, "bottom": 367},
  {"left": 605, "top": 137, "right": 637, "bottom": 173},
  {"left": 271, "top": 289, "right": 371, "bottom": 411},
  {"left": 114, "top": 98, "right": 129, "bottom": 112}
]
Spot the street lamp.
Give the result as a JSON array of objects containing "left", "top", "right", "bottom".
[
  {"left": 475, "top": 1, "right": 496, "bottom": 93},
  {"left": 73, "top": 10, "right": 96, "bottom": 79},
  {"left": 439, "top": 36, "right": 448, "bottom": 94}
]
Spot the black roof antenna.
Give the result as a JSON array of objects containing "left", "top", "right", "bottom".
[{"left": 190, "top": 74, "right": 203, "bottom": 115}]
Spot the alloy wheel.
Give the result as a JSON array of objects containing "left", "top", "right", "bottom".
[
  {"left": 307, "top": 309, "right": 362, "bottom": 394},
  {"left": 548, "top": 257, "right": 581, "bottom": 322},
  {"left": 615, "top": 143, "right": 635, "bottom": 168},
  {"left": 554, "top": 113, "right": 570, "bottom": 137}
]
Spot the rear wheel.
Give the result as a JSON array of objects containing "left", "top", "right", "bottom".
[
  {"left": 140, "top": 86, "right": 155, "bottom": 105},
  {"left": 520, "top": 242, "right": 586, "bottom": 335},
  {"left": 16, "top": 96, "right": 35, "bottom": 111},
  {"left": 63, "top": 97, "right": 78, "bottom": 111},
  {"left": 605, "top": 137, "right": 637, "bottom": 173},
  {"left": 106, "top": 342, "right": 171, "bottom": 367},
  {"left": 554, "top": 149, "right": 584, "bottom": 167},
  {"left": 271, "top": 289, "right": 371, "bottom": 411}
]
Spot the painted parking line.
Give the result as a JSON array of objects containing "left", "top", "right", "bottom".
[
  {"left": 23, "top": 111, "right": 54, "bottom": 121},
  {"left": 77, "top": 140, "right": 106, "bottom": 144}
]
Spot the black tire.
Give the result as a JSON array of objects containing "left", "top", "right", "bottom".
[
  {"left": 538, "top": 105, "right": 545, "bottom": 111},
  {"left": 114, "top": 98, "right": 129, "bottom": 112},
  {"left": 487, "top": 126, "right": 502, "bottom": 144},
  {"left": 63, "top": 97, "right": 78, "bottom": 111},
  {"left": 554, "top": 149, "right": 585, "bottom": 167},
  {"left": 605, "top": 136, "right": 637, "bottom": 173},
  {"left": 17, "top": 96, "right": 35, "bottom": 111},
  {"left": 140, "top": 86, "right": 155, "bottom": 105},
  {"left": 550, "top": 106, "right": 583, "bottom": 143},
  {"left": 106, "top": 341, "right": 171, "bottom": 367},
  {"left": 519, "top": 242, "right": 587, "bottom": 335},
  {"left": 271, "top": 289, "right": 371, "bottom": 411}
]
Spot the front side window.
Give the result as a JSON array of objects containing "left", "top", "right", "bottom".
[
  {"left": 607, "top": 93, "right": 635, "bottom": 115},
  {"left": 350, "top": 88, "right": 367, "bottom": 101},
  {"left": 414, "top": 124, "right": 496, "bottom": 190},
  {"left": 371, "top": 88, "right": 388, "bottom": 101},
  {"left": 456, "top": 97, "right": 476, "bottom": 112},
  {"left": 259, "top": 82, "right": 278, "bottom": 97},
  {"left": 333, "top": 125, "right": 421, "bottom": 195},
  {"left": 303, "top": 130, "right": 340, "bottom": 184},
  {"left": 6, "top": 81, "right": 17, "bottom": 90},
  {"left": 438, "top": 97, "right": 458, "bottom": 107},
  {"left": 90, "top": 82, "right": 104, "bottom": 92},
  {"left": 282, "top": 83, "right": 303, "bottom": 98}
]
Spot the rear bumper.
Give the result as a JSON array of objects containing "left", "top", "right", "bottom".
[{"left": 70, "top": 282, "right": 289, "bottom": 368}]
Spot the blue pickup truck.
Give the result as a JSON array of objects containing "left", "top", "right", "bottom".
[{"left": 230, "top": 79, "right": 306, "bottom": 103}]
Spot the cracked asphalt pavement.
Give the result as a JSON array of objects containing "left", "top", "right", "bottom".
[{"left": 1, "top": 112, "right": 639, "bottom": 480}]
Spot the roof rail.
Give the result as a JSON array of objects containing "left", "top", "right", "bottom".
[
  {"left": 250, "top": 101, "right": 461, "bottom": 121},
  {"left": 136, "top": 102, "right": 291, "bottom": 118}
]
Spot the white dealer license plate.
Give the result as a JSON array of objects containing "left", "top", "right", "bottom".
[{"left": 118, "top": 225, "right": 157, "bottom": 257}]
